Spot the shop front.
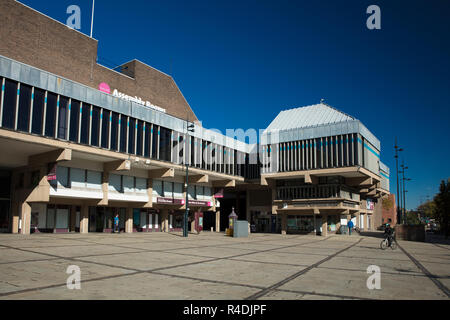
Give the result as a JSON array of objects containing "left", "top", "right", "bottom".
[
  {"left": 169, "top": 210, "right": 184, "bottom": 232},
  {"left": 287, "top": 214, "right": 316, "bottom": 234}
]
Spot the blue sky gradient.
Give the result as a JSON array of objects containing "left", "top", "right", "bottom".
[{"left": 18, "top": 0, "right": 450, "bottom": 209}]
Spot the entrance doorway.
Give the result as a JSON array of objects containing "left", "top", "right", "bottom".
[{"left": 0, "top": 171, "right": 11, "bottom": 233}]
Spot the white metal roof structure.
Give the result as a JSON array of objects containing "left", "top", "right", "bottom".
[
  {"left": 261, "top": 103, "right": 381, "bottom": 151},
  {"left": 265, "top": 103, "right": 355, "bottom": 132}
]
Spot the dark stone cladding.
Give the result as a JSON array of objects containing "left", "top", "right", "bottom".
[{"left": 0, "top": 0, "right": 197, "bottom": 123}]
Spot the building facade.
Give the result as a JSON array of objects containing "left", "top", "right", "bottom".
[{"left": 0, "top": 0, "right": 390, "bottom": 236}]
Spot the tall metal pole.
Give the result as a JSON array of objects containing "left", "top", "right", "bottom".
[
  {"left": 394, "top": 139, "right": 402, "bottom": 225},
  {"left": 401, "top": 160, "right": 407, "bottom": 224},
  {"left": 184, "top": 121, "right": 189, "bottom": 237},
  {"left": 90, "top": 0, "right": 95, "bottom": 38}
]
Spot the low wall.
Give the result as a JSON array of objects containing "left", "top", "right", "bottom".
[{"left": 395, "top": 225, "right": 425, "bottom": 242}]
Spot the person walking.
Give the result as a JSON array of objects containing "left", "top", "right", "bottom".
[
  {"left": 114, "top": 213, "right": 120, "bottom": 233},
  {"left": 347, "top": 218, "right": 354, "bottom": 236}
]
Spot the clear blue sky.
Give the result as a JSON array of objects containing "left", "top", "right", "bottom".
[{"left": 18, "top": 0, "right": 450, "bottom": 210}]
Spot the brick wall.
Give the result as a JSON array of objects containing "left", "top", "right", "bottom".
[{"left": 0, "top": 0, "right": 198, "bottom": 122}]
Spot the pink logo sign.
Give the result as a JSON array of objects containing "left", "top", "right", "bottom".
[{"left": 98, "top": 82, "right": 111, "bottom": 94}]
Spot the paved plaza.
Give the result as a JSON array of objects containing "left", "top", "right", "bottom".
[{"left": 0, "top": 232, "right": 449, "bottom": 300}]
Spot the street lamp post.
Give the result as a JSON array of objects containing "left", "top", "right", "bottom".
[
  {"left": 394, "top": 140, "right": 403, "bottom": 225},
  {"left": 183, "top": 121, "right": 195, "bottom": 237}
]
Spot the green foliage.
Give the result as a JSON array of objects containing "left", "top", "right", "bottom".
[
  {"left": 433, "top": 179, "right": 450, "bottom": 237},
  {"left": 382, "top": 197, "right": 394, "bottom": 211},
  {"left": 417, "top": 200, "right": 436, "bottom": 219},
  {"left": 405, "top": 211, "right": 421, "bottom": 225}
]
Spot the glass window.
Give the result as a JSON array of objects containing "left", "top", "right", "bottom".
[
  {"left": 31, "top": 88, "right": 45, "bottom": 135},
  {"left": 163, "top": 181, "right": 173, "bottom": 197},
  {"left": 57, "top": 96, "right": 69, "bottom": 139},
  {"left": 119, "top": 115, "right": 127, "bottom": 153},
  {"left": 128, "top": 118, "right": 136, "bottom": 154},
  {"left": 152, "top": 125, "right": 158, "bottom": 158},
  {"left": 17, "top": 84, "right": 32, "bottom": 132},
  {"left": 152, "top": 179, "right": 163, "bottom": 197},
  {"left": 136, "top": 120, "right": 143, "bottom": 156},
  {"left": 2, "top": 79, "right": 18, "bottom": 129},
  {"left": 70, "top": 168, "right": 86, "bottom": 188},
  {"left": 46, "top": 207, "right": 56, "bottom": 229},
  {"left": 90, "top": 106, "right": 100, "bottom": 147},
  {"left": 55, "top": 208, "right": 69, "bottom": 229},
  {"left": 159, "top": 126, "right": 171, "bottom": 161},
  {"left": 86, "top": 170, "right": 102, "bottom": 189},
  {"left": 144, "top": 122, "right": 151, "bottom": 158},
  {"left": 135, "top": 177, "right": 147, "bottom": 193},
  {"left": 109, "top": 174, "right": 122, "bottom": 192},
  {"left": 69, "top": 100, "right": 80, "bottom": 142},
  {"left": 173, "top": 182, "right": 183, "bottom": 198},
  {"left": 123, "top": 175, "right": 134, "bottom": 193},
  {"left": 56, "top": 166, "right": 69, "bottom": 188},
  {"left": 110, "top": 112, "right": 119, "bottom": 151},
  {"left": 101, "top": 109, "right": 110, "bottom": 149},
  {"left": 80, "top": 103, "right": 90, "bottom": 144},
  {"left": 188, "top": 185, "right": 196, "bottom": 200},
  {"left": 44, "top": 92, "right": 57, "bottom": 137}
]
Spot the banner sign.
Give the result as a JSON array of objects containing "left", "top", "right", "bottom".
[
  {"left": 156, "top": 198, "right": 212, "bottom": 207},
  {"left": 189, "top": 200, "right": 212, "bottom": 207},
  {"left": 47, "top": 162, "right": 57, "bottom": 181},
  {"left": 366, "top": 199, "right": 374, "bottom": 210},
  {"left": 157, "top": 197, "right": 185, "bottom": 205},
  {"left": 213, "top": 188, "right": 224, "bottom": 198}
]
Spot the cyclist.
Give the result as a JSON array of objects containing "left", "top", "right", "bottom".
[{"left": 384, "top": 223, "right": 394, "bottom": 246}]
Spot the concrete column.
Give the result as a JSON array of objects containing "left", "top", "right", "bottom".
[
  {"left": 19, "top": 201, "right": 32, "bottom": 235},
  {"left": 190, "top": 213, "right": 196, "bottom": 234},
  {"left": 215, "top": 209, "right": 220, "bottom": 232},
  {"left": 322, "top": 214, "right": 328, "bottom": 237},
  {"left": 80, "top": 205, "right": 89, "bottom": 234},
  {"left": 100, "top": 172, "right": 109, "bottom": 206},
  {"left": 160, "top": 209, "right": 169, "bottom": 232},
  {"left": 125, "top": 207, "right": 133, "bottom": 233},
  {"left": 281, "top": 212, "right": 287, "bottom": 235},
  {"left": 69, "top": 205, "right": 77, "bottom": 232},
  {"left": 11, "top": 201, "right": 19, "bottom": 234}
]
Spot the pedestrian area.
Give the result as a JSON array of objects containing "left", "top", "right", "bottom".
[{"left": 0, "top": 232, "right": 449, "bottom": 300}]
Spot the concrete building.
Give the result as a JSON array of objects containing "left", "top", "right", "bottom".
[{"left": 0, "top": 0, "right": 390, "bottom": 236}]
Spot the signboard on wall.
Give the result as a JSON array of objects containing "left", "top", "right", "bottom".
[
  {"left": 213, "top": 188, "right": 224, "bottom": 198},
  {"left": 366, "top": 199, "right": 374, "bottom": 210},
  {"left": 156, "top": 197, "right": 185, "bottom": 205},
  {"left": 47, "top": 162, "right": 57, "bottom": 181},
  {"left": 189, "top": 200, "right": 212, "bottom": 207}
]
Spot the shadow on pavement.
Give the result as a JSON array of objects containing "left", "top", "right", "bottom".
[
  {"left": 425, "top": 233, "right": 450, "bottom": 246},
  {"left": 359, "top": 231, "right": 385, "bottom": 239}
]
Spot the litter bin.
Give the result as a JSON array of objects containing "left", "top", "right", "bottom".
[{"left": 233, "top": 220, "right": 249, "bottom": 238}]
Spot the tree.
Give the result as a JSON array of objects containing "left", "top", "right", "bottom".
[
  {"left": 434, "top": 179, "right": 450, "bottom": 238},
  {"left": 382, "top": 197, "right": 394, "bottom": 211},
  {"left": 417, "top": 200, "right": 436, "bottom": 219},
  {"left": 405, "top": 211, "right": 421, "bottom": 225}
]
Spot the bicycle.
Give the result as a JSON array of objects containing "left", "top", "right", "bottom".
[{"left": 380, "top": 232, "right": 397, "bottom": 250}]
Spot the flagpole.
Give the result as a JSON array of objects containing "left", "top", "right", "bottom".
[{"left": 90, "top": 0, "right": 95, "bottom": 38}]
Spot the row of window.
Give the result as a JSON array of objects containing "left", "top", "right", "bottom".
[
  {"left": 51, "top": 166, "right": 213, "bottom": 200},
  {"left": 0, "top": 77, "right": 257, "bottom": 178},
  {"left": 262, "top": 133, "right": 362, "bottom": 173}
]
